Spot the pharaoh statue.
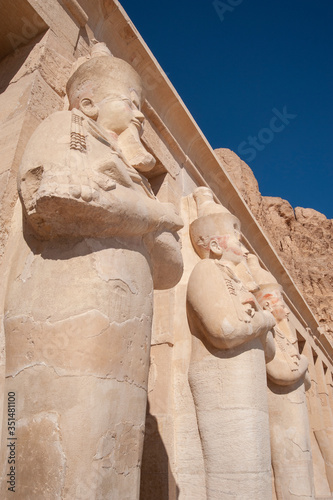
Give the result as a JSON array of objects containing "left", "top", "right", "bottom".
[
  {"left": 247, "top": 257, "right": 315, "bottom": 499},
  {"left": 187, "top": 187, "right": 275, "bottom": 500},
  {"left": 0, "top": 43, "right": 183, "bottom": 499}
]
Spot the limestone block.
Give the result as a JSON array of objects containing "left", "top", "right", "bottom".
[
  {"left": 0, "top": 0, "right": 47, "bottom": 60},
  {"left": 147, "top": 344, "right": 173, "bottom": 415},
  {"left": 29, "top": 0, "right": 81, "bottom": 49},
  {"left": 172, "top": 279, "right": 206, "bottom": 499},
  {"left": 0, "top": 30, "right": 74, "bottom": 97},
  {"left": 149, "top": 172, "right": 183, "bottom": 214}
]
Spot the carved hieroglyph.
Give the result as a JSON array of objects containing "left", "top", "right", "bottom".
[
  {"left": 248, "top": 256, "right": 315, "bottom": 499},
  {"left": 0, "top": 44, "right": 183, "bottom": 499},
  {"left": 187, "top": 187, "right": 275, "bottom": 499}
]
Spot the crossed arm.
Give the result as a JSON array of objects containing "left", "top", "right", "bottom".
[
  {"left": 18, "top": 111, "right": 182, "bottom": 240},
  {"left": 187, "top": 259, "right": 275, "bottom": 350}
]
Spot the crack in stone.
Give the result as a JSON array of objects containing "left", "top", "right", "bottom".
[
  {"left": 290, "top": 438, "right": 310, "bottom": 453},
  {"left": 101, "top": 313, "right": 151, "bottom": 329},
  {"left": 6, "top": 310, "right": 150, "bottom": 329},
  {"left": 7, "top": 363, "right": 147, "bottom": 390},
  {"left": 85, "top": 324, "right": 110, "bottom": 339},
  {"left": 288, "top": 489, "right": 313, "bottom": 498}
]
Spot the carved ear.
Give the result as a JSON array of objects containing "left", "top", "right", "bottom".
[
  {"left": 209, "top": 239, "right": 223, "bottom": 257},
  {"left": 79, "top": 98, "right": 99, "bottom": 120}
]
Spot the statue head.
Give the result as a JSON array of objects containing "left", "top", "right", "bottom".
[
  {"left": 66, "top": 43, "right": 155, "bottom": 172},
  {"left": 255, "top": 283, "right": 290, "bottom": 322},
  {"left": 246, "top": 255, "right": 289, "bottom": 321},
  {"left": 67, "top": 45, "right": 142, "bottom": 128},
  {"left": 190, "top": 187, "right": 244, "bottom": 262}
]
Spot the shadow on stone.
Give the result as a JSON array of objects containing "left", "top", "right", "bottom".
[{"left": 140, "top": 402, "right": 179, "bottom": 500}]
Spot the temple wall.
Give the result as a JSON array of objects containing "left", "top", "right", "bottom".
[{"left": 0, "top": 1, "right": 332, "bottom": 499}]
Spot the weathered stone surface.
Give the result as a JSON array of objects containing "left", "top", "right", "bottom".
[
  {"left": 0, "top": 0, "right": 47, "bottom": 60},
  {"left": 215, "top": 148, "right": 333, "bottom": 342},
  {"left": 0, "top": 30, "right": 76, "bottom": 264}
]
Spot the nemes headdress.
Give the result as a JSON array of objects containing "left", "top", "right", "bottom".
[
  {"left": 190, "top": 187, "right": 241, "bottom": 258},
  {"left": 66, "top": 43, "right": 143, "bottom": 109}
]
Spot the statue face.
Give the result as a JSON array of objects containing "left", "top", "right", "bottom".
[
  {"left": 79, "top": 86, "right": 156, "bottom": 172},
  {"left": 262, "top": 291, "right": 289, "bottom": 322},
  {"left": 96, "top": 92, "right": 144, "bottom": 135},
  {"left": 211, "top": 232, "right": 245, "bottom": 263}
]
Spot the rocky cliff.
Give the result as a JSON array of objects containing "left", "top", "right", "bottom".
[{"left": 215, "top": 148, "right": 333, "bottom": 341}]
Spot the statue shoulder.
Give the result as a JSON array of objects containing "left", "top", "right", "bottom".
[
  {"left": 189, "top": 259, "right": 232, "bottom": 283},
  {"left": 33, "top": 110, "right": 72, "bottom": 135},
  {"left": 188, "top": 259, "right": 228, "bottom": 302},
  {"left": 191, "top": 258, "right": 217, "bottom": 274},
  {"left": 22, "top": 111, "right": 72, "bottom": 156},
  {"left": 20, "top": 111, "right": 75, "bottom": 176}
]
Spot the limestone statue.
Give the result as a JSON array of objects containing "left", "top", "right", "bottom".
[
  {"left": 248, "top": 256, "right": 315, "bottom": 499},
  {"left": 0, "top": 44, "right": 183, "bottom": 499},
  {"left": 187, "top": 187, "right": 275, "bottom": 500}
]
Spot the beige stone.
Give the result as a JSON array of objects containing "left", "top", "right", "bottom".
[
  {"left": 248, "top": 256, "right": 315, "bottom": 499},
  {"left": 0, "top": 44, "right": 183, "bottom": 499},
  {"left": 0, "top": 3, "right": 332, "bottom": 499},
  {"left": 187, "top": 187, "right": 275, "bottom": 499},
  {"left": 315, "top": 428, "right": 333, "bottom": 492}
]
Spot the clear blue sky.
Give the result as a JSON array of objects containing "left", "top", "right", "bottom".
[{"left": 120, "top": 0, "right": 333, "bottom": 219}]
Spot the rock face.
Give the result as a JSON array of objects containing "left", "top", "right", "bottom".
[{"left": 215, "top": 148, "right": 333, "bottom": 341}]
